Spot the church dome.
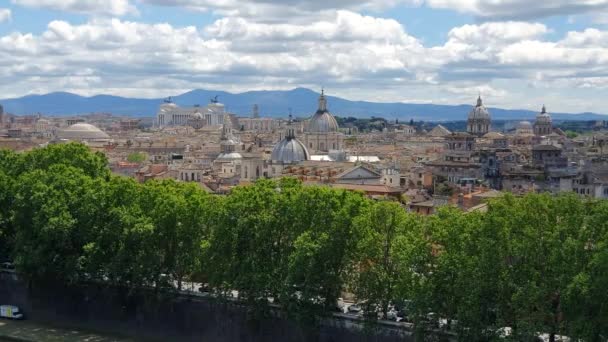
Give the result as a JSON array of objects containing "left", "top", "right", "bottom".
[
  {"left": 517, "top": 121, "right": 533, "bottom": 130},
  {"left": 307, "top": 90, "right": 339, "bottom": 133},
  {"left": 516, "top": 121, "right": 534, "bottom": 135},
  {"left": 217, "top": 152, "right": 242, "bottom": 160},
  {"left": 468, "top": 96, "right": 491, "bottom": 120},
  {"left": 271, "top": 128, "right": 309, "bottom": 163},
  {"left": 58, "top": 123, "right": 110, "bottom": 141},
  {"left": 536, "top": 105, "right": 552, "bottom": 124}
]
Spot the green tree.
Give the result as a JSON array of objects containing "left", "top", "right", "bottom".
[
  {"left": 283, "top": 185, "right": 370, "bottom": 319},
  {"left": 139, "top": 180, "right": 211, "bottom": 290},
  {"left": 562, "top": 199, "right": 608, "bottom": 341},
  {"left": 352, "top": 201, "right": 420, "bottom": 320},
  {"left": 22, "top": 143, "right": 109, "bottom": 179},
  {"left": 0, "top": 170, "right": 15, "bottom": 259},
  {"left": 205, "top": 179, "right": 284, "bottom": 313},
  {"left": 127, "top": 152, "right": 147, "bottom": 163},
  {"left": 12, "top": 164, "right": 101, "bottom": 283},
  {"left": 565, "top": 130, "right": 578, "bottom": 139}
]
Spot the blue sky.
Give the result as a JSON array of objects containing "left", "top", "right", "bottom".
[{"left": 1, "top": 0, "right": 608, "bottom": 113}]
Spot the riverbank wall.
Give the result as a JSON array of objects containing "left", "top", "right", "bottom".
[{"left": 0, "top": 272, "right": 416, "bottom": 342}]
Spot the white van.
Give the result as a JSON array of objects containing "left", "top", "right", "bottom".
[{"left": 0, "top": 305, "right": 24, "bottom": 319}]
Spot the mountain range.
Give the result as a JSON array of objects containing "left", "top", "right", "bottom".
[{"left": 1, "top": 88, "right": 605, "bottom": 121}]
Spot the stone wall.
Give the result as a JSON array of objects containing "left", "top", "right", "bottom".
[{"left": 0, "top": 273, "right": 415, "bottom": 342}]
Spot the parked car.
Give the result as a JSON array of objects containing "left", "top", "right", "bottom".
[
  {"left": 0, "top": 305, "right": 23, "bottom": 319},
  {"left": 348, "top": 302, "right": 363, "bottom": 314},
  {"left": 496, "top": 327, "right": 571, "bottom": 341}
]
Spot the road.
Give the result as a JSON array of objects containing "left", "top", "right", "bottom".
[{"left": 0, "top": 319, "right": 136, "bottom": 342}]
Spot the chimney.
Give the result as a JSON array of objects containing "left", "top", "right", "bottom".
[{"left": 457, "top": 193, "right": 465, "bottom": 210}]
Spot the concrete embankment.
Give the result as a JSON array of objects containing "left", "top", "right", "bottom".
[{"left": 0, "top": 272, "right": 417, "bottom": 342}]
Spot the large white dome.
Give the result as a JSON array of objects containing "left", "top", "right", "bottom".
[
  {"left": 307, "top": 90, "right": 339, "bottom": 133},
  {"left": 536, "top": 105, "right": 552, "bottom": 124},
  {"left": 468, "top": 96, "right": 491, "bottom": 120},
  {"left": 58, "top": 123, "right": 110, "bottom": 141},
  {"left": 271, "top": 137, "right": 310, "bottom": 163}
]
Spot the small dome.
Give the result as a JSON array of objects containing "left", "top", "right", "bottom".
[
  {"left": 517, "top": 121, "right": 533, "bottom": 130},
  {"left": 307, "top": 90, "right": 339, "bottom": 133},
  {"left": 271, "top": 137, "right": 310, "bottom": 163},
  {"left": 516, "top": 121, "right": 534, "bottom": 136},
  {"left": 468, "top": 96, "right": 491, "bottom": 120},
  {"left": 58, "top": 123, "right": 110, "bottom": 141},
  {"left": 217, "top": 152, "right": 242, "bottom": 160}
]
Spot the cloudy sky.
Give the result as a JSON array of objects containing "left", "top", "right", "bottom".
[{"left": 1, "top": 0, "right": 608, "bottom": 113}]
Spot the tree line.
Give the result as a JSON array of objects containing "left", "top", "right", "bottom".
[{"left": 0, "top": 143, "right": 606, "bottom": 341}]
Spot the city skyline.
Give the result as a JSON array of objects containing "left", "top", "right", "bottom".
[{"left": 1, "top": 1, "right": 608, "bottom": 112}]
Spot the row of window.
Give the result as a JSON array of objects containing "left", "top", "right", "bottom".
[
  {"left": 573, "top": 188, "right": 592, "bottom": 195},
  {"left": 308, "top": 142, "right": 337, "bottom": 150}
]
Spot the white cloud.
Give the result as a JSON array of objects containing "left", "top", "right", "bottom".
[
  {"left": 140, "top": 0, "right": 608, "bottom": 21},
  {"left": 11, "top": 0, "right": 137, "bottom": 16},
  {"left": 0, "top": 8, "right": 11, "bottom": 23},
  {"left": 142, "top": 0, "right": 401, "bottom": 16},
  {"left": 2, "top": 13, "right": 608, "bottom": 112},
  {"left": 10, "top": 0, "right": 608, "bottom": 21},
  {"left": 424, "top": 0, "right": 608, "bottom": 19}
]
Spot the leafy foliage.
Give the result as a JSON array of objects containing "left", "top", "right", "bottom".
[{"left": 126, "top": 152, "right": 147, "bottom": 163}]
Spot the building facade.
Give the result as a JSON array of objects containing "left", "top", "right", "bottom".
[{"left": 156, "top": 99, "right": 228, "bottom": 128}]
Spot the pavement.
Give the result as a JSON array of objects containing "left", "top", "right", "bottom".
[{"left": 0, "top": 319, "right": 135, "bottom": 342}]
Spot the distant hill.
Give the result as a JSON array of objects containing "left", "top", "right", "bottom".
[{"left": 1, "top": 88, "right": 606, "bottom": 121}]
